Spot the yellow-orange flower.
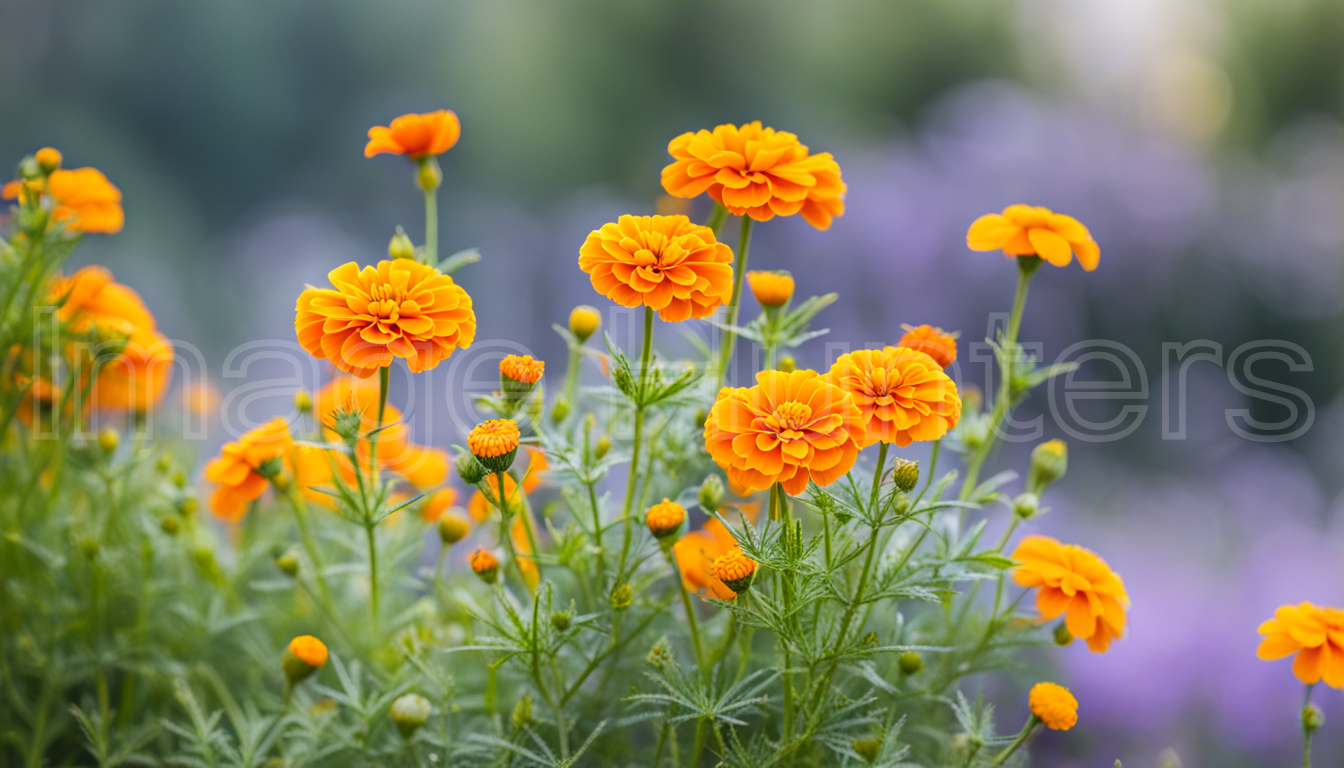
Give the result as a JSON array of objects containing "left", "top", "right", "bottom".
[
  {"left": 91, "top": 327, "right": 174, "bottom": 412},
  {"left": 470, "top": 548, "right": 499, "bottom": 583},
  {"left": 897, "top": 324, "right": 957, "bottom": 369},
  {"left": 1028, "top": 682, "right": 1078, "bottom": 731},
  {"left": 204, "top": 418, "right": 293, "bottom": 523},
  {"left": 295, "top": 260, "right": 475, "bottom": 378},
  {"left": 704, "top": 369, "right": 865, "bottom": 496},
  {"left": 711, "top": 549, "right": 756, "bottom": 594},
  {"left": 1257, "top": 602, "right": 1344, "bottom": 688},
  {"left": 1013, "top": 535, "right": 1129, "bottom": 653},
  {"left": 824, "top": 347, "right": 961, "bottom": 448},
  {"left": 661, "top": 122, "right": 846, "bottom": 230},
  {"left": 510, "top": 514, "right": 540, "bottom": 589},
  {"left": 673, "top": 518, "right": 740, "bottom": 600},
  {"left": 467, "top": 446, "right": 546, "bottom": 522},
  {"left": 314, "top": 376, "right": 449, "bottom": 488},
  {"left": 288, "top": 635, "right": 329, "bottom": 668},
  {"left": 500, "top": 354, "right": 544, "bottom": 385},
  {"left": 364, "top": 110, "right": 461, "bottom": 159},
  {"left": 4, "top": 167, "right": 124, "bottom": 234},
  {"left": 34, "top": 147, "right": 61, "bottom": 171},
  {"left": 746, "top": 271, "right": 794, "bottom": 307},
  {"left": 50, "top": 266, "right": 154, "bottom": 333},
  {"left": 646, "top": 498, "right": 686, "bottom": 539},
  {"left": 967, "top": 205, "right": 1099, "bottom": 271},
  {"left": 421, "top": 487, "right": 457, "bottom": 523},
  {"left": 578, "top": 214, "right": 734, "bottom": 322},
  {"left": 468, "top": 419, "right": 520, "bottom": 460},
  {"left": 568, "top": 305, "right": 601, "bottom": 342}
]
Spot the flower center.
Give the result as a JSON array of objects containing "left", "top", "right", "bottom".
[
  {"left": 773, "top": 401, "right": 812, "bottom": 431},
  {"left": 367, "top": 283, "right": 417, "bottom": 322}
]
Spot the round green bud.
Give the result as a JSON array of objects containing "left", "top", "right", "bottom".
[
  {"left": 391, "top": 693, "right": 432, "bottom": 737},
  {"left": 898, "top": 651, "right": 923, "bottom": 675}
]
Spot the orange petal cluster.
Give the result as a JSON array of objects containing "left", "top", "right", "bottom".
[
  {"left": 645, "top": 498, "right": 686, "bottom": 539},
  {"left": 4, "top": 166, "right": 124, "bottom": 234},
  {"left": 1028, "top": 682, "right": 1078, "bottom": 731},
  {"left": 824, "top": 347, "right": 961, "bottom": 448},
  {"left": 897, "top": 324, "right": 957, "bottom": 369},
  {"left": 421, "top": 487, "right": 457, "bottom": 523},
  {"left": 364, "top": 110, "right": 461, "bottom": 159},
  {"left": 673, "top": 513, "right": 751, "bottom": 601},
  {"left": 204, "top": 418, "right": 294, "bottom": 523},
  {"left": 288, "top": 635, "right": 329, "bottom": 668},
  {"left": 295, "top": 260, "right": 475, "bottom": 378},
  {"left": 967, "top": 205, "right": 1098, "bottom": 271},
  {"left": 1012, "top": 535, "right": 1129, "bottom": 653},
  {"left": 710, "top": 549, "right": 756, "bottom": 593},
  {"left": 314, "top": 376, "right": 449, "bottom": 489},
  {"left": 1257, "top": 602, "right": 1344, "bottom": 688},
  {"left": 704, "top": 369, "right": 865, "bottom": 496},
  {"left": 746, "top": 270, "right": 795, "bottom": 307},
  {"left": 578, "top": 215, "right": 734, "bottom": 322},
  {"left": 661, "top": 122, "right": 846, "bottom": 230},
  {"left": 500, "top": 354, "right": 544, "bottom": 385},
  {"left": 468, "top": 419, "right": 520, "bottom": 459}
]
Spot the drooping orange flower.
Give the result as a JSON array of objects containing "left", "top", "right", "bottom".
[
  {"left": 50, "top": 266, "right": 154, "bottom": 333},
  {"left": 824, "top": 347, "right": 961, "bottom": 448},
  {"left": 703, "top": 369, "right": 866, "bottom": 496},
  {"left": 364, "top": 110, "right": 461, "bottom": 160},
  {"left": 967, "top": 205, "right": 1099, "bottom": 271},
  {"left": 1012, "top": 535, "right": 1130, "bottom": 653},
  {"left": 661, "top": 122, "right": 846, "bottom": 230},
  {"left": 314, "top": 376, "right": 449, "bottom": 488},
  {"left": 91, "top": 327, "right": 174, "bottom": 412},
  {"left": 295, "top": 260, "right": 476, "bottom": 378},
  {"left": 578, "top": 214, "right": 734, "bottom": 322},
  {"left": 1257, "top": 602, "right": 1344, "bottom": 688},
  {"left": 897, "top": 324, "right": 957, "bottom": 369},
  {"left": 204, "top": 418, "right": 294, "bottom": 523}
]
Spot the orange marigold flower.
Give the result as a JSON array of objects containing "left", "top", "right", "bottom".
[
  {"left": 469, "top": 419, "right": 519, "bottom": 459},
  {"left": 91, "top": 327, "right": 174, "bottom": 412},
  {"left": 710, "top": 549, "right": 757, "bottom": 594},
  {"left": 46, "top": 168, "right": 124, "bottom": 234},
  {"left": 288, "top": 635, "right": 329, "bottom": 668},
  {"left": 364, "top": 110, "right": 461, "bottom": 159},
  {"left": 295, "top": 260, "right": 476, "bottom": 378},
  {"left": 51, "top": 265, "right": 155, "bottom": 334},
  {"left": 421, "top": 487, "right": 457, "bottom": 523},
  {"left": 646, "top": 498, "right": 686, "bottom": 539},
  {"left": 704, "top": 369, "right": 865, "bottom": 496},
  {"left": 34, "top": 147, "right": 62, "bottom": 172},
  {"left": 204, "top": 418, "right": 293, "bottom": 523},
  {"left": 967, "top": 205, "right": 1099, "bottom": 271},
  {"left": 1257, "top": 602, "right": 1344, "bottom": 688},
  {"left": 500, "top": 354, "right": 544, "bottom": 384},
  {"left": 1029, "top": 682, "right": 1078, "bottom": 731},
  {"left": 1013, "top": 535, "right": 1129, "bottom": 653},
  {"left": 661, "top": 122, "right": 846, "bottom": 230},
  {"left": 746, "top": 270, "right": 794, "bottom": 308},
  {"left": 897, "top": 324, "right": 957, "bottom": 369},
  {"left": 470, "top": 548, "right": 500, "bottom": 583},
  {"left": 672, "top": 518, "right": 740, "bottom": 600},
  {"left": 315, "top": 376, "right": 448, "bottom": 488},
  {"left": 568, "top": 305, "right": 601, "bottom": 342},
  {"left": 578, "top": 214, "right": 734, "bottom": 322},
  {"left": 824, "top": 347, "right": 961, "bottom": 447}
]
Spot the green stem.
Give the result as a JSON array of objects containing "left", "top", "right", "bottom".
[
  {"left": 364, "top": 522, "right": 379, "bottom": 633},
  {"left": 617, "top": 306, "right": 654, "bottom": 580},
  {"left": 285, "top": 486, "right": 333, "bottom": 607},
  {"left": 772, "top": 483, "right": 795, "bottom": 742},
  {"left": 561, "top": 345, "right": 581, "bottom": 417},
  {"left": 716, "top": 216, "right": 753, "bottom": 387},
  {"left": 672, "top": 551, "right": 709, "bottom": 681},
  {"left": 705, "top": 201, "right": 727, "bottom": 235},
  {"left": 988, "top": 716, "right": 1039, "bottom": 767},
  {"left": 423, "top": 185, "right": 438, "bottom": 266}
]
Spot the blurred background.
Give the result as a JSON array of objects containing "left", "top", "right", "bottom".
[{"left": 3, "top": 0, "right": 1344, "bottom": 763}]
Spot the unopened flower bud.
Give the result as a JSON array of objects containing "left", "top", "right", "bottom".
[
  {"left": 646, "top": 637, "right": 671, "bottom": 669},
  {"left": 270, "top": 471, "right": 291, "bottom": 492},
  {"left": 470, "top": 549, "right": 499, "bottom": 584},
  {"left": 851, "top": 738, "right": 881, "bottom": 764},
  {"left": 568, "top": 305, "right": 601, "bottom": 343},
  {"left": 645, "top": 498, "right": 686, "bottom": 540},
  {"left": 610, "top": 583, "right": 633, "bottom": 611},
  {"left": 550, "top": 610, "right": 571, "bottom": 632},
  {"left": 699, "top": 474, "right": 725, "bottom": 512},
  {"left": 276, "top": 550, "right": 300, "bottom": 577},
  {"left": 456, "top": 453, "right": 489, "bottom": 485},
  {"left": 594, "top": 435, "right": 611, "bottom": 460},
  {"left": 1028, "top": 439, "right": 1068, "bottom": 494},
  {"left": 550, "top": 396, "right": 570, "bottom": 422},
  {"left": 1012, "top": 492, "right": 1040, "bottom": 520},
  {"left": 17, "top": 156, "right": 42, "bottom": 180},
  {"left": 160, "top": 515, "right": 181, "bottom": 535},
  {"left": 437, "top": 512, "right": 471, "bottom": 544},
  {"left": 178, "top": 497, "right": 199, "bottom": 516},
  {"left": 711, "top": 551, "right": 756, "bottom": 595},
  {"left": 746, "top": 270, "right": 794, "bottom": 308},
  {"left": 156, "top": 453, "right": 173, "bottom": 473},
  {"left": 97, "top": 427, "right": 119, "bottom": 454},
  {"left": 1053, "top": 622, "right": 1074, "bottom": 646},
  {"left": 499, "top": 355, "right": 544, "bottom": 406},
  {"left": 898, "top": 651, "right": 923, "bottom": 675},
  {"left": 391, "top": 693, "right": 432, "bottom": 737},
  {"left": 293, "top": 388, "right": 313, "bottom": 414},
  {"left": 388, "top": 228, "right": 416, "bottom": 261},
  {"left": 1303, "top": 703, "right": 1325, "bottom": 734},
  {"left": 511, "top": 692, "right": 533, "bottom": 730},
  {"left": 888, "top": 458, "right": 919, "bottom": 494},
  {"left": 282, "top": 636, "right": 329, "bottom": 685},
  {"left": 416, "top": 157, "right": 442, "bottom": 192},
  {"left": 467, "top": 420, "right": 519, "bottom": 474},
  {"left": 34, "top": 147, "right": 62, "bottom": 174},
  {"left": 777, "top": 356, "right": 797, "bottom": 373}
]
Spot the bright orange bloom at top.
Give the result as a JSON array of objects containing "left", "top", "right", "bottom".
[
  {"left": 710, "top": 549, "right": 756, "bottom": 594},
  {"left": 288, "top": 635, "right": 329, "bottom": 668},
  {"left": 661, "top": 122, "right": 846, "bottom": 230},
  {"left": 500, "top": 354, "right": 544, "bottom": 385},
  {"left": 204, "top": 418, "right": 294, "bottom": 523},
  {"left": 295, "top": 260, "right": 476, "bottom": 378},
  {"left": 1029, "top": 682, "right": 1078, "bottom": 731},
  {"left": 1257, "top": 602, "right": 1344, "bottom": 688},
  {"left": 47, "top": 168, "right": 125, "bottom": 234},
  {"left": 51, "top": 265, "right": 154, "bottom": 335},
  {"left": 469, "top": 419, "right": 520, "bottom": 459},
  {"left": 897, "top": 324, "right": 957, "bottom": 369},
  {"left": 92, "top": 327, "right": 174, "bottom": 412},
  {"left": 645, "top": 498, "right": 687, "bottom": 539},
  {"left": 314, "top": 376, "right": 449, "bottom": 488},
  {"left": 746, "top": 271, "right": 794, "bottom": 308},
  {"left": 967, "top": 205, "right": 1099, "bottom": 271},
  {"left": 578, "top": 215, "right": 734, "bottom": 322},
  {"left": 824, "top": 347, "right": 961, "bottom": 447},
  {"left": 1013, "top": 535, "right": 1129, "bottom": 653},
  {"left": 704, "top": 369, "right": 866, "bottom": 496},
  {"left": 364, "top": 110, "right": 461, "bottom": 159}
]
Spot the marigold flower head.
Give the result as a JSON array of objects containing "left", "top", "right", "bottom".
[
  {"left": 437, "top": 510, "right": 471, "bottom": 544},
  {"left": 710, "top": 549, "right": 757, "bottom": 594},
  {"left": 204, "top": 418, "right": 293, "bottom": 523},
  {"left": 468, "top": 419, "right": 520, "bottom": 474},
  {"left": 578, "top": 214, "right": 734, "bottom": 322},
  {"left": 1028, "top": 439, "right": 1068, "bottom": 493},
  {"left": 645, "top": 498, "right": 686, "bottom": 539},
  {"left": 746, "top": 270, "right": 794, "bottom": 308},
  {"left": 661, "top": 122, "right": 846, "bottom": 230},
  {"left": 824, "top": 347, "right": 961, "bottom": 448},
  {"left": 470, "top": 548, "right": 500, "bottom": 583},
  {"left": 568, "top": 305, "right": 601, "bottom": 342},
  {"left": 1013, "top": 535, "right": 1129, "bottom": 653},
  {"left": 500, "top": 354, "right": 544, "bottom": 385},
  {"left": 364, "top": 110, "right": 461, "bottom": 160},
  {"left": 422, "top": 486, "right": 457, "bottom": 523},
  {"left": 1028, "top": 682, "right": 1078, "bottom": 731},
  {"left": 295, "top": 260, "right": 475, "bottom": 378},
  {"left": 315, "top": 376, "right": 448, "bottom": 488},
  {"left": 92, "top": 327, "right": 174, "bottom": 412},
  {"left": 39, "top": 168, "right": 124, "bottom": 234},
  {"left": 1257, "top": 602, "right": 1344, "bottom": 688},
  {"left": 897, "top": 324, "right": 957, "bottom": 369},
  {"left": 288, "top": 635, "right": 329, "bottom": 668},
  {"left": 34, "top": 147, "right": 62, "bottom": 173},
  {"left": 967, "top": 205, "right": 1098, "bottom": 271},
  {"left": 704, "top": 370, "right": 866, "bottom": 496},
  {"left": 51, "top": 265, "right": 155, "bottom": 335}
]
